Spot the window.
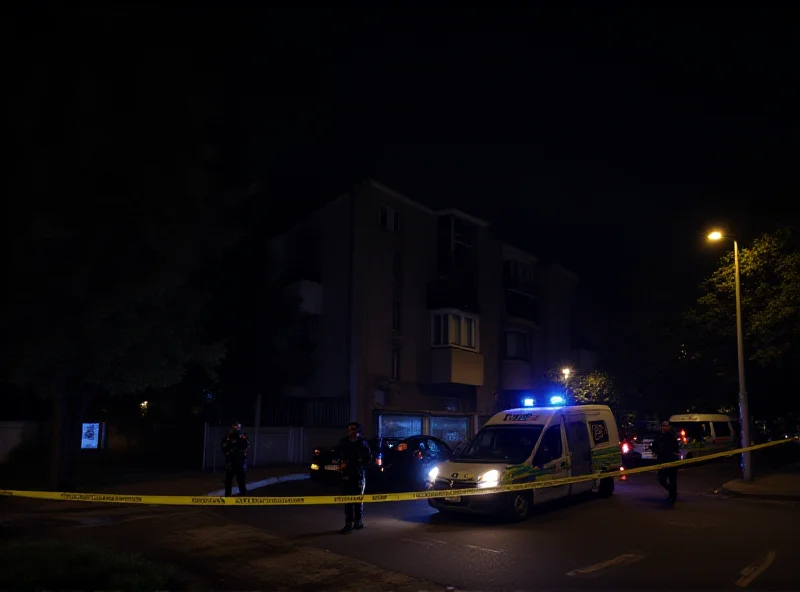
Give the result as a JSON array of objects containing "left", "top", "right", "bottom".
[
  {"left": 534, "top": 425, "right": 563, "bottom": 466},
  {"left": 432, "top": 313, "right": 448, "bottom": 345},
  {"left": 430, "top": 416, "right": 469, "bottom": 447},
  {"left": 451, "top": 314, "right": 462, "bottom": 345},
  {"left": 379, "top": 414, "right": 421, "bottom": 438},
  {"left": 431, "top": 311, "right": 479, "bottom": 350},
  {"left": 379, "top": 205, "right": 400, "bottom": 232},
  {"left": 712, "top": 421, "right": 731, "bottom": 437},
  {"left": 504, "top": 331, "right": 529, "bottom": 360},
  {"left": 589, "top": 420, "right": 609, "bottom": 445},
  {"left": 392, "top": 251, "right": 402, "bottom": 280},
  {"left": 461, "top": 425, "right": 543, "bottom": 464},
  {"left": 392, "top": 300, "right": 401, "bottom": 332},
  {"left": 464, "top": 317, "right": 475, "bottom": 348},
  {"left": 391, "top": 348, "right": 399, "bottom": 380}
]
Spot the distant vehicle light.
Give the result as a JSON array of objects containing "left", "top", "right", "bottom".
[
  {"left": 396, "top": 442, "right": 408, "bottom": 452},
  {"left": 550, "top": 395, "right": 564, "bottom": 405},
  {"left": 621, "top": 443, "right": 630, "bottom": 454},
  {"left": 522, "top": 398, "right": 535, "bottom": 407},
  {"left": 310, "top": 463, "right": 320, "bottom": 471},
  {"left": 428, "top": 466, "right": 439, "bottom": 481}
]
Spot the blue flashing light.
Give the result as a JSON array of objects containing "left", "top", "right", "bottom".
[
  {"left": 522, "top": 397, "right": 535, "bottom": 408},
  {"left": 549, "top": 395, "right": 565, "bottom": 406}
]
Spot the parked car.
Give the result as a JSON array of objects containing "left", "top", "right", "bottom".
[
  {"left": 620, "top": 428, "right": 660, "bottom": 467},
  {"left": 310, "top": 435, "right": 454, "bottom": 492}
]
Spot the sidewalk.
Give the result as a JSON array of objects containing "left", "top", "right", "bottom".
[
  {"left": 722, "top": 471, "right": 800, "bottom": 501},
  {"left": 94, "top": 465, "right": 309, "bottom": 497}
]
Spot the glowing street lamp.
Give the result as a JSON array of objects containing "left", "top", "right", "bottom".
[
  {"left": 707, "top": 229, "right": 752, "bottom": 481},
  {"left": 561, "top": 367, "right": 571, "bottom": 399}
]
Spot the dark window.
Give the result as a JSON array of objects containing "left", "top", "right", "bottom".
[
  {"left": 534, "top": 425, "right": 563, "bottom": 466},
  {"left": 504, "top": 331, "right": 529, "bottom": 360},
  {"left": 393, "top": 251, "right": 402, "bottom": 280},
  {"left": 379, "top": 205, "right": 400, "bottom": 232},
  {"left": 392, "top": 300, "right": 401, "bottom": 332},
  {"left": 712, "top": 421, "right": 731, "bottom": 437},
  {"left": 451, "top": 314, "right": 462, "bottom": 344},
  {"left": 589, "top": 420, "right": 609, "bottom": 445},
  {"left": 391, "top": 348, "right": 399, "bottom": 380},
  {"left": 432, "top": 313, "right": 448, "bottom": 345}
]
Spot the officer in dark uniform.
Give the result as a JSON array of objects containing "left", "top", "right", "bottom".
[
  {"left": 221, "top": 421, "right": 250, "bottom": 497},
  {"left": 336, "top": 421, "right": 372, "bottom": 534},
  {"left": 651, "top": 420, "right": 680, "bottom": 504}
]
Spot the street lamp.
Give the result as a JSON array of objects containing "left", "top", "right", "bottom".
[
  {"left": 707, "top": 230, "right": 752, "bottom": 481},
  {"left": 562, "top": 367, "right": 571, "bottom": 398}
]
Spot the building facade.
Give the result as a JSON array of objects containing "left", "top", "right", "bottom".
[{"left": 268, "top": 180, "right": 580, "bottom": 446}]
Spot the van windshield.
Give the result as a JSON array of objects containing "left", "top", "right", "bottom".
[{"left": 459, "top": 425, "right": 544, "bottom": 464}]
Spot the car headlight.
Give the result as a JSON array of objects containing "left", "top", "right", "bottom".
[
  {"left": 477, "top": 469, "right": 500, "bottom": 488},
  {"left": 428, "top": 466, "right": 439, "bottom": 481}
]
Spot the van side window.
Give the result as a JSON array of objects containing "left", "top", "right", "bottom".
[
  {"left": 533, "top": 425, "right": 563, "bottom": 467},
  {"left": 713, "top": 421, "right": 731, "bottom": 437},
  {"left": 589, "top": 420, "right": 609, "bottom": 445}
]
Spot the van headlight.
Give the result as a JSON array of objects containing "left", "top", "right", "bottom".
[
  {"left": 428, "top": 466, "right": 439, "bottom": 482},
  {"left": 477, "top": 469, "right": 500, "bottom": 488}
]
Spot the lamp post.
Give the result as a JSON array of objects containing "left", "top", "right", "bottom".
[
  {"left": 707, "top": 231, "right": 752, "bottom": 481},
  {"left": 562, "top": 367, "right": 571, "bottom": 399}
]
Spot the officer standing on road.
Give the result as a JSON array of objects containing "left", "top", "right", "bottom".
[
  {"left": 222, "top": 421, "right": 250, "bottom": 497},
  {"left": 336, "top": 421, "right": 372, "bottom": 534},
  {"left": 652, "top": 420, "right": 680, "bottom": 504}
]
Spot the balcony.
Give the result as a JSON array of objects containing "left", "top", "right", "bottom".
[
  {"left": 431, "top": 347, "right": 484, "bottom": 386},
  {"left": 427, "top": 276, "right": 480, "bottom": 314},
  {"left": 286, "top": 280, "right": 322, "bottom": 315},
  {"left": 501, "top": 359, "right": 532, "bottom": 390}
]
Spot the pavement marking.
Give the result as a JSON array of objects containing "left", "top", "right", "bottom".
[
  {"left": 735, "top": 550, "right": 776, "bottom": 588},
  {"left": 206, "top": 473, "right": 309, "bottom": 497},
  {"left": 463, "top": 543, "right": 503, "bottom": 554},
  {"left": 567, "top": 552, "right": 646, "bottom": 577},
  {"left": 399, "top": 537, "right": 503, "bottom": 554}
]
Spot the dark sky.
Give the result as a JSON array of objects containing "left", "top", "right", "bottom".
[
  {"left": 13, "top": 3, "right": 797, "bottom": 334},
  {"left": 211, "top": 5, "right": 799, "bottom": 328}
]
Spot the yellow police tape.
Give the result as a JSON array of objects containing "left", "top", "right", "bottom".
[{"left": 1, "top": 437, "right": 797, "bottom": 506}]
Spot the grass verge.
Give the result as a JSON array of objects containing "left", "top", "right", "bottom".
[{"left": 0, "top": 539, "right": 175, "bottom": 592}]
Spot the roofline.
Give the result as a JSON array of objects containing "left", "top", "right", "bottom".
[
  {"left": 547, "top": 262, "right": 579, "bottom": 283},
  {"left": 435, "top": 208, "right": 490, "bottom": 228},
  {"left": 368, "top": 179, "right": 435, "bottom": 215},
  {"left": 502, "top": 242, "right": 538, "bottom": 264}
]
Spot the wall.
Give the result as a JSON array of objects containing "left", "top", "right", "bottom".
[
  {"left": 202, "top": 424, "right": 341, "bottom": 471},
  {"left": 0, "top": 421, "right": 39, "bottom": 463}
]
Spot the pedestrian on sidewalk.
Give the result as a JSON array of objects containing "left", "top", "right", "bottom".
[
  {"left": 222, "top": 421, "right": 250, "bottom": 497},
  {"left": 651, "top": 420, "right": 680, "bottom": 505},
  {"left": 336, "top": 421, "right": 372, "bottom": 534}
]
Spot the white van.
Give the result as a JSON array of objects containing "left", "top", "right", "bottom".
[
  {"left": 426, "top": 404, "right": 622, "bottom": 520},
  {"left": 668, "top": 413, "right": 738, "bottom": 460}
]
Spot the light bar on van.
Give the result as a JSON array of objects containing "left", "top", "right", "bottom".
[
  {"left": 550, "top": 395, "right": 564, "bottom": 405},
  {"left": 522, "top": 398, "right": 535, "bottom": 407}
]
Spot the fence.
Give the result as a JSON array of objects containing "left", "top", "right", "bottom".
[{"left": 202, "top": 424, "right": 341, "bottom": 471}]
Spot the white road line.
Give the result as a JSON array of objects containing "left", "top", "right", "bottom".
[
  {"left": 400, "top": 537, "right": 503, "bottom": 554},
  {"left": 463, "top": 544, "right": 503, "bottom": 554},
  {"left": 567, "top": 553, "right": 645, "bottom": 577},
  {"left": 735, "top": 551, "right": 776, "bottom": 588}
]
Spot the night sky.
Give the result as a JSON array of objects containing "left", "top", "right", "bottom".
[
  {"left": 10, "top": 3, "right": 799, "bottom": 340},
  {"left": 213, "top": 5, "right": 799, "bottom": 331}
]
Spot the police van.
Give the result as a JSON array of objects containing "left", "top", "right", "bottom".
[
  {"left": 426, "top": 403, "right": 622, "bottom": 520},
  {"left": 668, "top": 413, "right": 739, "bottom": 460}
]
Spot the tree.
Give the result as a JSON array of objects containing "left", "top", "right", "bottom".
[
  {"left": 544, "top": 368, "right": 622, "bottom": 407},
  {"left": 687, "top": 227, "right": 800, "bottom": 369},
  {"left": 3, "top": 6, "right": 243, "bottom": 489}
]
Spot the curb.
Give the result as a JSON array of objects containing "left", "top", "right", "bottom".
[
  {"left": 720, "top": 483, "right": 800, "bottom": 502},
  {"left": 206, "top": 473, "right": 309, "bottom": 497}
]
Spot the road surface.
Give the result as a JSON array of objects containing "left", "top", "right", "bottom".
[{"left": 222, "top": 457, "right": 799, "bottom": 590}]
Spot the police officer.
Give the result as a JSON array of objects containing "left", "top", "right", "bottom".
[
  {"left": 221, "top": 421, "right": 250, "bottom": 497},
  {"left": 336, "top": 421, "right": 372, "bottom": 534},
  {"left": 651, "top": 420, "right": 680, "bottom": 504}
]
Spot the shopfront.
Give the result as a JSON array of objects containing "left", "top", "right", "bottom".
[{"left": 376, "top": 412, "right": 473, "bottom": 450}]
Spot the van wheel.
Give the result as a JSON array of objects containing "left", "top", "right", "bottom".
[
  {"left": 598, "top": 477, "right": 614, "bottom": 498},
  {"left": 507, "top": 492, "right": 532, "bottom": 521}
]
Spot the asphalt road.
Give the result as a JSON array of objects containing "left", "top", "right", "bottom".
[{"left": 221, "top": 456, "right": 800, "bottom": 590}]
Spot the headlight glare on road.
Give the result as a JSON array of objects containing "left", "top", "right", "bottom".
[
  {"left": 478, "top": 469, "right": 500, "bottom": 488},
  {"left": 428, "top": 466, "right": 439, "bottom": 481}
]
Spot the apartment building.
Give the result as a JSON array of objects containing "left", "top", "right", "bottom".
[{"left": 267, "top": 180, "right": 580, "bottom": 446}]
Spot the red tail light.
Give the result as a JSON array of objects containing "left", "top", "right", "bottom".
[
  {"left": 621, "top": 442, "right": 630, "bottom": 454},
  {"left": 415, "top": 450, "right": 423, "bottom": 459},
  {"left": 313, "top": 449, "right": 320, "bottom": 455},
  {"left": 396, "top": 443, "right": 408, "bottom": 452},
  {"left": 375, "top": 457, "right": 382, "bottom": 466}
]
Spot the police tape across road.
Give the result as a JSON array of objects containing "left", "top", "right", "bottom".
[{"left": 1, "top": 437, "right": 796, "bottom": 506}]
